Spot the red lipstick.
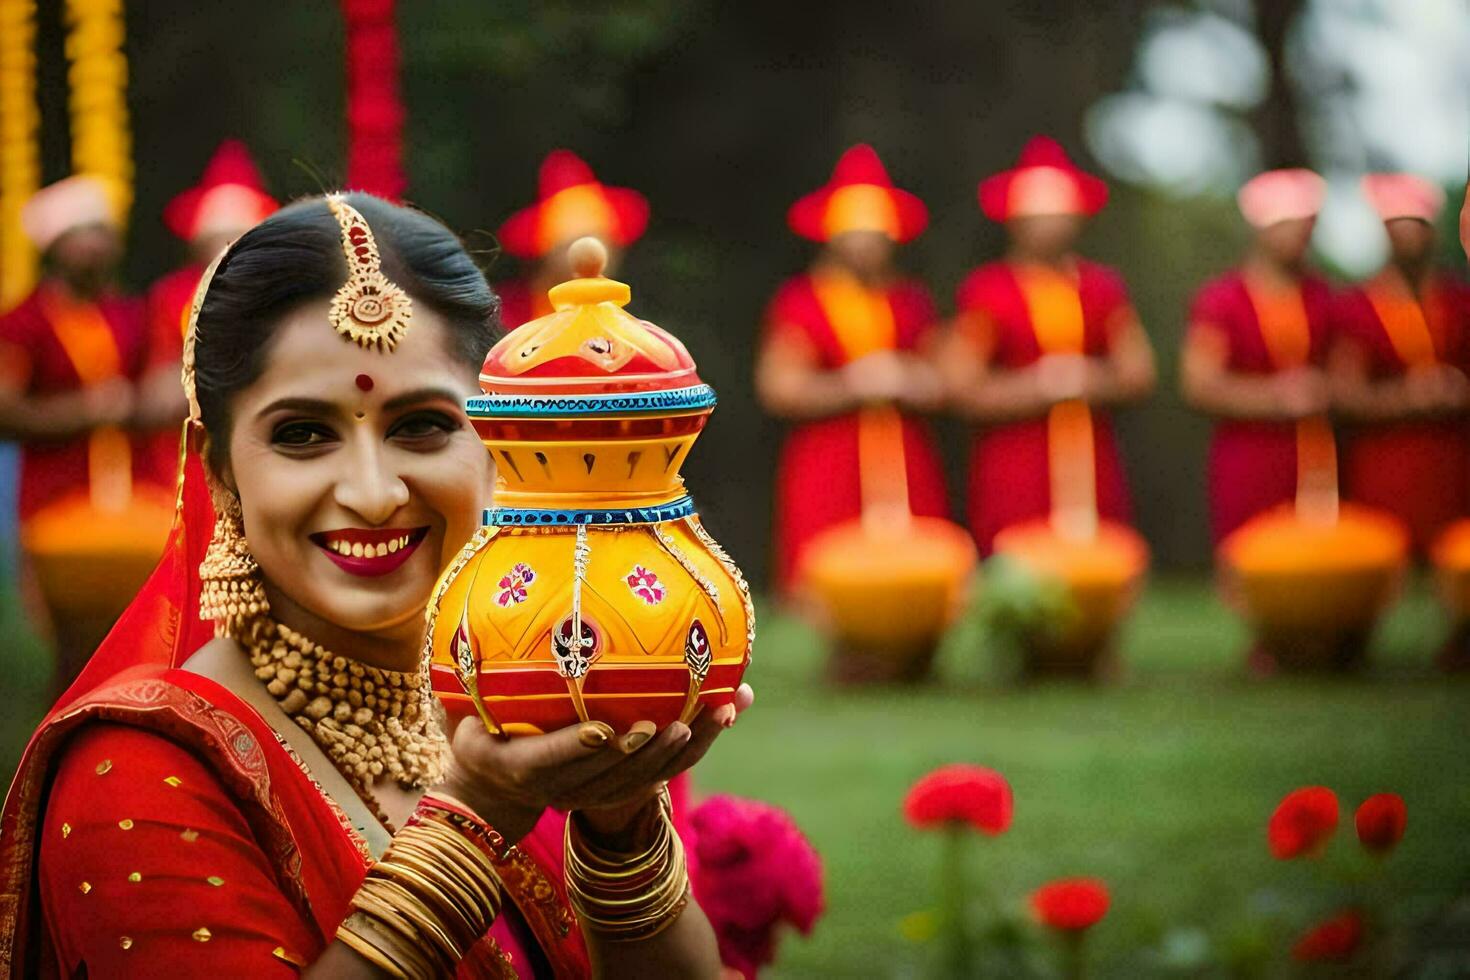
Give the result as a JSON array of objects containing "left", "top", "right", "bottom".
[{"left": 311, "top": 526, "right": 429, "bottom": 577}]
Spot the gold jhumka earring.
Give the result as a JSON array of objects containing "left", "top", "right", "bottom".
[{"left": 181, "top": 246, "right": 272, "bottom": 641}]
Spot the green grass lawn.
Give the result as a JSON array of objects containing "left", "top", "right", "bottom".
[
  {"left": 696, "top": 576, "right": 1470, "bottom": 977},
  {"left": 4, "top": 577, "right": 1468, "bottom": 976}
]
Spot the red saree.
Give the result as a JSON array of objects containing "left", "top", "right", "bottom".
[
  {"left": 954, "top": 259, "right": 1135, "bottom": 554},
  {"left": 1335, "top": 270, "right": 1470, "bottom": 553},
  {"left": 0, "top": 444, "right": 590, "bottom": 977},
  {"left": 764, "top": 271, "right": 951, "bottom": 592},
  {"left": 1188, "top": 270, "right": 1335, "bottom": 543}
]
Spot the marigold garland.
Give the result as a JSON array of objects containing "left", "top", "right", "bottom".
[
  {"left": 0, "top": 0, "right": 40, "bottom": 311},
  {"left": 64, "top": 0, "right": 132, "bottom": 224}
]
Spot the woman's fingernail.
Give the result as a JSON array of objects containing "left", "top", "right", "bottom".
[
  {"left": 578, "top": 722, "right": 614, "bottom": 747},
  {"left": 714, "top": 704, "right": 737, "bottom": 728},
  {"left": 621, "top": 720, "right": 657, "bottom": 752}
]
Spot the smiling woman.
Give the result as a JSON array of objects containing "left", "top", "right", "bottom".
[{"left": 0, "top": 193, "right": 742, "bottom": 978}]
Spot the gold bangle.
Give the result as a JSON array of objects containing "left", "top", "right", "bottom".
[
  {"left": 342, "top": 805, "right": 512, "bottom": 978},
  {"left": 338, "top": 910, "right": 437, "bottom": 980},
  {"left": 565, "top": 795, "right": 691, "bottom": 942},
  {"left": 337, "top": 915, "right": 409, "bottom": 978}
]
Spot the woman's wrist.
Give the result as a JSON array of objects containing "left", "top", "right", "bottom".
[
  {"left": 339, "top": 796, "right": 508, "bottom": 976},
  {"left": 572, "top": 789, "right": 665, "bottom": 853},
  {"left": 432, "top": 775, "right": 543, "bottom": 845},
  {"left": 565, "top": 786, "right": 690, "bottom": 942}
]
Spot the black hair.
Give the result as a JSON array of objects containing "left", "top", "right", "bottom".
[{"left": 192, "top": 193, "right": 499, "bottom": 467}]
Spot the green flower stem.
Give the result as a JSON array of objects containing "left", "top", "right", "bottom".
[
  {"left": 1063, "top": 930, "right": 1087, "bottom": 980},
  {"left": 939, "top": 824, "right": 971, "bottom": 978}
]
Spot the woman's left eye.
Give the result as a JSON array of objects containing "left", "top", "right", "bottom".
[{"left": 389, "top": 411, "right": 460, "bottom": 445}]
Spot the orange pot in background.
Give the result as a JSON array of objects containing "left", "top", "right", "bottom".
[
  {"left": 992, "top": 518, "right": 1149, "bottom": 674},
  {"left": 799, "top": 515, "right": 978, "bottom": 662},
  {"left": 1430, "top": 518, "right": 1470, "bottom": 621},
  {"left": 21, "top": 488, "right": 174, "bottom": 620},
  {"left": 1219, "top": 503, "right": 1407, "bottom": 670}
]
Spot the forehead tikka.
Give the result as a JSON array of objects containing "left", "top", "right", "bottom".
[{"left": 326, "top": 194, "right": 413, "bottom": 353}]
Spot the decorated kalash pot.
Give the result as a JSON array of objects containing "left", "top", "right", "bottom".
[
  {"left": 426, "top": 238, "right": 752, "bottom": 734},
  {"left": 1219, "top": 420, "right": 1406, "bottom": 670},
  {"left": 991, "top": 402, "right": 1149, "bottom": 675}
]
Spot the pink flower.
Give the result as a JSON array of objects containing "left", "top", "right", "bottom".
[
  {"left": 626, "top": 565, "right": 666, "bottom": 605},
  {"left": 902, "top": 764, "right": 1013, "bottom": 835},
  {"left": 690, "top": 794, "right": 824, "bottom": 979},
  {"left": 1268, "top": 786, "right": 1339, "bottom": 859}
]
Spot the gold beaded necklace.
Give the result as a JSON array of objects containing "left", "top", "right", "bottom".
[{"left": 245, "top": 615, "right": 449, "bottom": 830}]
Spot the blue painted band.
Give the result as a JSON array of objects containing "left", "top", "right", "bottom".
[
  {"left": 484, "top": 495, "right": 697, "bottom": 527},
  {"left": 467, "top": 383, "right": 716, "bottom": 419}
]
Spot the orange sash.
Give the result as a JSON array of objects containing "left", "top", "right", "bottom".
[
  {"left": 1364, "top": 273, "right": 1437, "bottom": 370},
  {"left": 1241, "top": 277, "right": 1337, "bottom": 524},
  {"left": 810, "top": 268, "right": 897, "bottom": 364},
  {"left": 810, "top": 271, "right": 911, "bottom": 527},
  {"left": 1013, "top": 264, "right": 1097, "bottom": 541},
  {"left": 34, "top": 288, "right": 133, "bottom": 515}
]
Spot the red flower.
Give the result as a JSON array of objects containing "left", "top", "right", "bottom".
[
  {"left": 1030, "top": 878, "right": 1110, "bottom": 931},
  {"left": 1292, "top": 909, "right": 1364, "bottom": 962},
  {"left": 690, "top": 795, "right": 824, "bottom": 979},
  {"left": 1354, "top": 793, "right": 1406, "bottom": 854},
  {"left": 902, "top": 764, "right": 1013, "bottom": 834},
  {"left": 1268, "top": 786, "right": 1339, "bottom": 859}
]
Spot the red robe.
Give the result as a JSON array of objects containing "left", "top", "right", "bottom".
[
  {"left": 954, "top": 259, "right": 1135, "bottom": 554},
  {"left": 764, "top": 272, "right": 950, "bottom": 592},
  {"left": 1187, "top": 269, "right": 1335, "bottom": 543},
  {"left": 1334, "top": 270, "right": 1470, "bottom": 552},
  {"left": 0, "top": 282, "right": 162, "bottom": 522}
]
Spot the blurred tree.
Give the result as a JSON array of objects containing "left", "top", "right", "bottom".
[{"left": 1252, "top": 0, "right": 1307, "bottom": 168}]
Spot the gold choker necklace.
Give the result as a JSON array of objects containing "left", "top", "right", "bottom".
[{"left": 246, "top": 617, "right": 449, "bottom": 816}]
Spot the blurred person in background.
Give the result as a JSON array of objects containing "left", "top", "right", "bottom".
[
  {"left": 754, "top": 144, "right": 948, "bottom": 594},
  {"left": 942, "top": 136, "right": 1155, "bottom": 554},
  {"left": 0, "top": 176, "right": 173, "bottom": 693},
  {"left": 1328, "top": 174, "right": 1469, "bottom": 555},
  {"left": 1180, "top": 169, "right": 1335, "bottom": 544},
  {"left": 495, "top": 149, "right": 649, "bottom": 328},
  {"left": 140, "top": 140, "right": 279, "bottom": 475}
]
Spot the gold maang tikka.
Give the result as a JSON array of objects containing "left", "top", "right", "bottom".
[{"left": 326, "top": 194, "right": 413, "bottom": 352}]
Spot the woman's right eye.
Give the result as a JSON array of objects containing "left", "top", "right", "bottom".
[{"left": 271, "top": 421, "right": 338, "bottom": 450}]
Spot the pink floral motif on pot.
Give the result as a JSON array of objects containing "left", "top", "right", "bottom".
[
  {"left": 496, "top": 562, "right": 536, "bottom": 606},
  {"left": 626, "top": 564, "right": 666, "bottom": 605}
]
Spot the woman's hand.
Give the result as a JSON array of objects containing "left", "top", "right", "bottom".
[{"left": 437, "top": 684, "right": 755, "bottom": 842}]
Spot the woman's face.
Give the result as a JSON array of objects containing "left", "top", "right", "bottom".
[{"left": 220, "top": 300, "right": 490, "bottom": 644}]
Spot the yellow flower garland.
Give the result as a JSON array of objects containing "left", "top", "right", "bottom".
[
  {"left": 0, "top": 0, "right": 39, "bottom": 312},
  {"left": 64, "top": 0, "right": 131, "bottom": 225}
]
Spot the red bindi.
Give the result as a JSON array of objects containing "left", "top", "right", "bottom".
[{"left": 355, "top": 374, "right": 374, "bottom": 392}]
